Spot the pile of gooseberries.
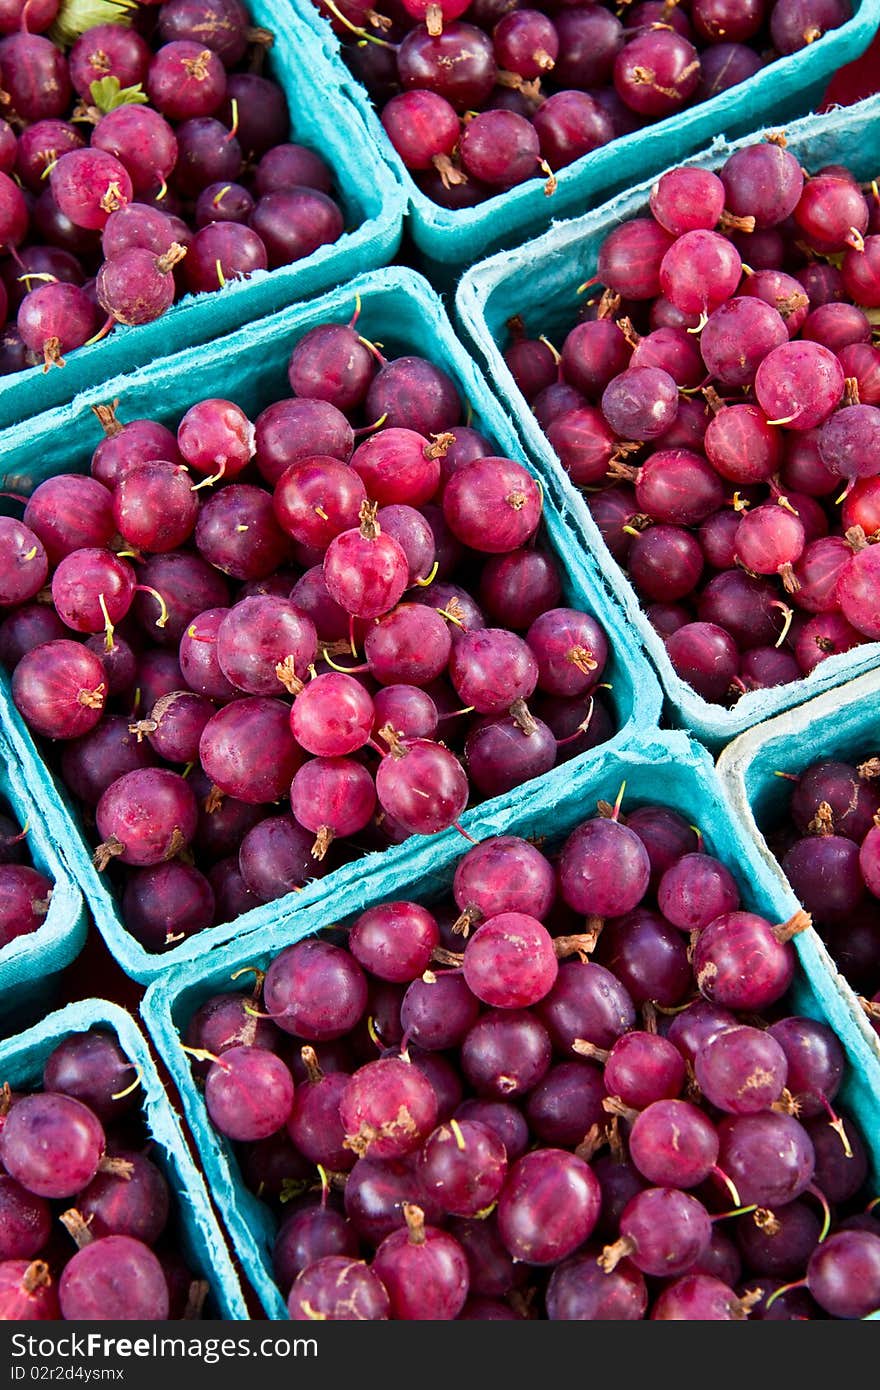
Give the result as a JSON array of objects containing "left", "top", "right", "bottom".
[
  {"left": 504, "top": 137, "right": 880, "bottom": 705},
  {"left": 311, "top": 0, "right": 852, "bottom": 208},
  {"left": 0, "top": 0, "right": 347, "bottom": 375},
  {"left": 765, "top": 753, "right": 880, "bottom": 1031},
  {"left": 1, "top": 312, "right": 615, "bottom": 954},
  {"left": 182, "top": 796, "right": 880, "bottom": 1320},
  {"left": 1, "top": 1027, "right": 211, "bottom": 1320}
]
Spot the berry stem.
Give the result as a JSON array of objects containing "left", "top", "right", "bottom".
[
  {"left": 22, "top": 1261, "right": 52, "bottom": 1293},
  {"left": 0, "top": 819, "right": 28, "bottom": 847},
  {"left": 93, "top": 833, "right": 124, "bottom": 871},
  {"left": 97, "top": 593, "right": 115, "bottom": 653},
  {"left": 452, "top": 820, "right": 477, "bottom": 843},
  {"left": 555, "top": 700, "right": 596, "bottom": 747},
  {"left": 190, "top": 463, "right": 227, "bottom": 490},
  {"left": 156, "top": 242, "right": 187, "bottom": 274},
  {"left": 601, "top": 1094, "right": 638, "bottom": 1123},
  {"left": 509, "top": 697, "right": 538, "bottom": 735},
  {"left": 805, "top": 1182, "right": 832, "bottom": 1242},
  {"left": 110, "top": 1068, "right": 142, "bottom": 1101},
  {"left": 97, "top": 1155, "right": 135, "bottom": 1178},
  {"left": 574, "top": 1123, "right": 607, "bottom": 1163},
  {"left": 451, "top": 904, "right": 481, "bottom": 937},
  {"left": 183, "top": 1280, "right": 210, "bottom": 1320},
  {"left": 597, "top": 1235, "right": 635, "bottom": 1273},
  {"left": 403, "top": 1203, "right": 427, "bottom": 1244},
  {"left": 773, "top": 909, "right": 811, "bottom": 943},
  {"left": 84, "top": 315, "right": 115, "bottom": 348},
  {"left": 311, "top": 826, "right": 334, "bottom": 860},
  {"left": 711, "top": 1202, "right": 758, "bottom": 1222},
  {"left": 229, "top": 964, "right": 266, "bottom": 998},
  {"left": 431, "top": 946, "right": 465, "bottom": 967},
  {"left": 413, "top": 560, "right": 439, "bottom": 588},
  {"left": 300, "top": 1045, "right": 324, "bottom": 1084},
  {"left": 553, "top": 932, "right": 600, "bottom": 962},
  {"left": 133, "top": 584, "right": 169, "bottom": 628},
  {"left": 181, "top": 1044, "right": 226, "bottom": 1066},
  {"left": 320, "top": 0, "right": 395, "bottom": 44},
  {"left": 764, "top": 1277, "right": 807, "bottom": 1312}
]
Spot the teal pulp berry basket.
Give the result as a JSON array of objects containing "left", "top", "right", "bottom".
[
  {"left": 717, "top": 665, "right": 880, "bottom": 1066},
  {"left": 0, "top": 998, "right": 249, "bottom": 1318},
  {"left": 141, "top": 727, "right": 880, "bottom": 1319},
  {"left": 456, "top": 96, "right": 880, "bottom": 753},
  {"left": 0, "top": 0, "right": 405, "bottom": 432},
  {"left": 0, "top": 265, "right": 662, "bottom": 986},
  {"left": 289, "top": 0, "right": 880, "bottom": 270},
  {"left": 0, "top": 724, "right": 87, "bottom": 1038}
]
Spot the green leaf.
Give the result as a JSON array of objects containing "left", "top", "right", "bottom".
[
  {"left": 88, "top": 76, "right": 150, "bottom": 113},
  {"left": 49, "top": 0, "right": 135, "bottom": 47}
]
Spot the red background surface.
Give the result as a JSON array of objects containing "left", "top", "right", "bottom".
[{"left": 821, "top": 25, "right": 880, "bottom": 105}]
